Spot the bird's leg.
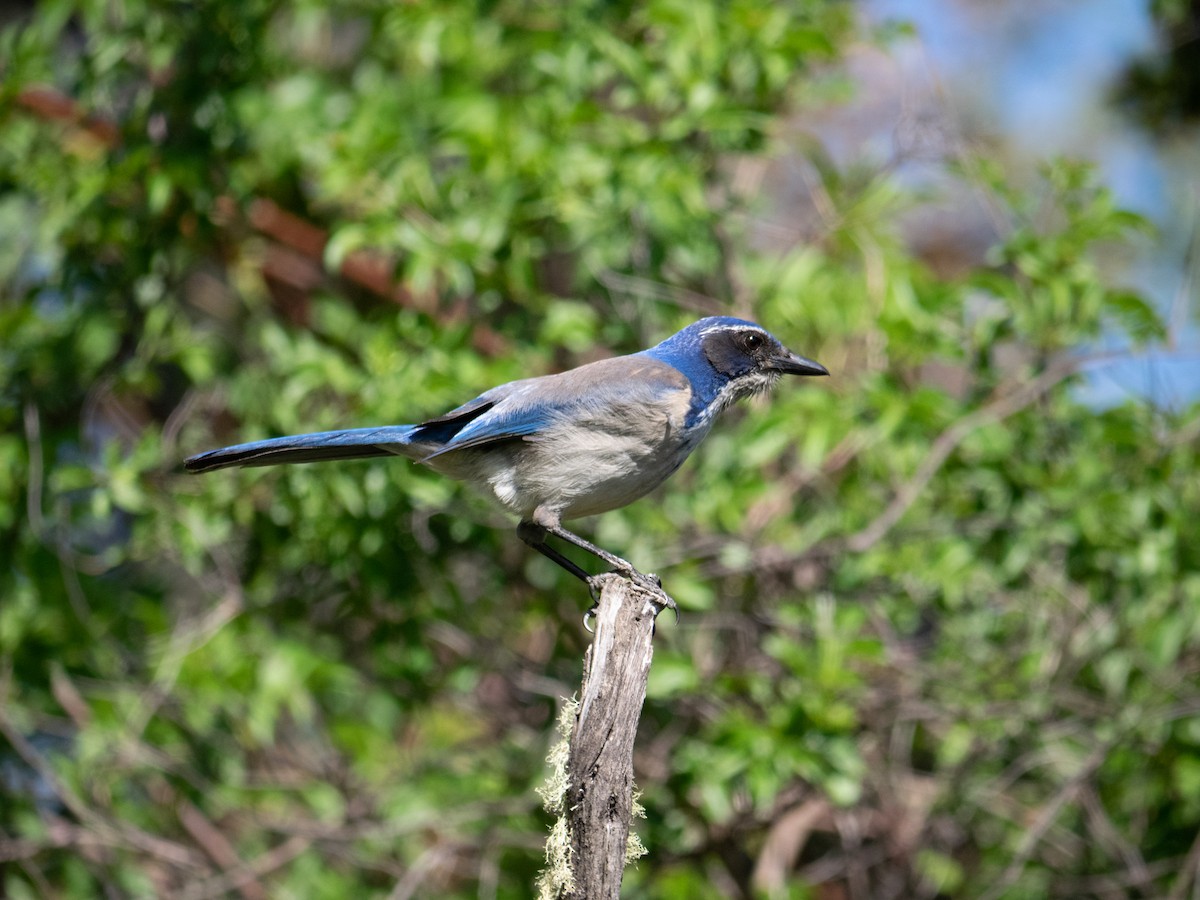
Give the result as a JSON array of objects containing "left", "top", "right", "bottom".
[
  {"left": 517, "top": 520, "right": 676, "bottom": 624},
  {"left": 517, "top": 521, "right": 593, "bottom": 583},
  {"left": 517, "top": 521, "right": 606, "bottom": 629},
  {"left": 539, "top": 523, "right": 675, "bottom": 618},
  {"left": 541, "top": 522, "right": 638, "bottom": 578}
]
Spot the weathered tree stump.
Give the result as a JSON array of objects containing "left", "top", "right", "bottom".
[{"left": 539, "top": 574, "right": 673, "bottom": 899}]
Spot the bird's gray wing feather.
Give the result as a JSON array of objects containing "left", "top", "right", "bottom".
[{"left": 421, "top": 357, "right": 689, "bottom": 461}]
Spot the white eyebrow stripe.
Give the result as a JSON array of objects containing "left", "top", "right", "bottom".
[{"left": 698, "top": 324, "right": 769, "bottom": 337}]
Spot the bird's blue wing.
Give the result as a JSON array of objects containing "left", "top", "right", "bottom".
[
  {"left": 404, "top": 377, "right": 538, "bottom": 452},
  {"left": 419, "top": 357, "right": 691, "bottom": 461},
  {"left": 418, "top": 388, "right": 554, "bottom": 460}
]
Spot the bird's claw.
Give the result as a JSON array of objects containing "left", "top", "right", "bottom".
[
  {"left": 582, "top": 601, "right": 599, "bottom": 633},
  {"left": 638, "top": 573, "right": 678, "bottom": 623}
]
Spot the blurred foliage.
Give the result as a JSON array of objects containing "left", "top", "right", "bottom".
[
  {"left": 1115, "top": 0, "right": 1200, "bottom": 130},
  {"left": 2, "top": 1, "right": 1199, "bottom": 898}
]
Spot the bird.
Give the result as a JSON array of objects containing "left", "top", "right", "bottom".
[{"left": 185, "top": 316, "right": 828, "bottom": 601}]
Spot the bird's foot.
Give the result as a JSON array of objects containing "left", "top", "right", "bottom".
[
  {"left": 626, "top": 568, "right": 675, "bottom": 616},
  {"left": 586, "top": 568, "right": 678, "bottom": 625}
]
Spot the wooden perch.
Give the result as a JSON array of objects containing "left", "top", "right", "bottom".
[{"left": 539, "top": 574, "right": 673, "bottom": 899}]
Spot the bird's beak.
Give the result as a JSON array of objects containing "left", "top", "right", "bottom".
[{"left": 772, "top": 349, "right": 829, "bottom": 377}]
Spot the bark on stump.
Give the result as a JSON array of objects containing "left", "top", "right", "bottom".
[{"left": 550, "top": 574, "right": 672, "bottom": 899}]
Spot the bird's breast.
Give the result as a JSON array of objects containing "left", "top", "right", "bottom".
[
  {"left": 478, "top": 398, "right": 701, "bottom": 521},
  {"left": 521, "top": 422, "right": 692, "bottom": 520}
]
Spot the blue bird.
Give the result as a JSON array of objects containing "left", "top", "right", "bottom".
[{"left": 185, "top": 317, "right": 828, "bottom": 597}]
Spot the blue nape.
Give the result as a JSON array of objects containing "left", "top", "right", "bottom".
[{"left": 641, "top": 317, "right": 757, "bottom": 425}]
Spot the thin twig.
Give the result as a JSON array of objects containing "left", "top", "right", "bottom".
[
  {"left": 387, "top": 841, "right": 454, "bottom": 900},
  {"left": 1080, "top": 786, "right": 1152, "bottom": 894},
  {"left": 980, "top": 745, "right": 1108, "bottom": 900},
  {"left": 174, "top": 836, "right": 312, "bottom": 900},
  {"left": 1167, "top": 826, "right": 1200, "bottom": 900},
  {"left": 596, "top": 270, "right": 723, "bottom": 317},
  {"left": 0, "top": 837, "right": 45, "bottom": 863},
  {"left": 178, "top": 801, "right": 269, "bottom": 900},
  {"left": 844, "top": 354, "right": 1084, "bottom": 554},
  {"left": 126, "top": 586, "right": 244, "bottom": 741},
  {"left": 23, "top": 402, "right": 45, "bottom": 538},
  {"left": 0, "top": 709, "right": 203, "bottom": 871}
]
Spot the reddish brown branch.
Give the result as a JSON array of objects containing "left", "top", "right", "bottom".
[
  {"left": 16, "top": 86, "right": 120, "bottom": 145},
  {"left": 178, "top": 802, "right": 269, "bottom": 900},
  {"left": 13, "top": 87, "right": 421, "bottom": 307}
]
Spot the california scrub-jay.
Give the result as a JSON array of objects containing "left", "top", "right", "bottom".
[{"left": 186, "top": 317, "right": 828, "bottom": 595}]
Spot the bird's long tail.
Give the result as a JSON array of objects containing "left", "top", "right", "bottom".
[{"left": 184, "top": 426, "right": 419, "bottom": 473}]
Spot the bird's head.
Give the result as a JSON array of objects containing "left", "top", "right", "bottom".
[{"left": 645, "top": 316, "right": 828, "bottom": 424}]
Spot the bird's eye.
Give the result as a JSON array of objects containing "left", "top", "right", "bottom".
[{"left": 741, "top": 332, "right": 765, "bottom": 351}]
